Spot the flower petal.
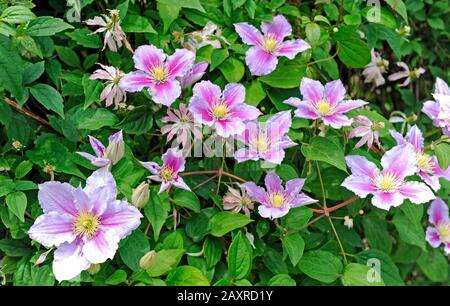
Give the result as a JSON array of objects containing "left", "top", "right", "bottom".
[
  {"left": 140, "top": 161, "right": 160, "bottom": 175},
  {"left": 76, "top": 152, "right": 110, "bottom": 167},
  {"left": 258, "top": 205, "right": 289, "bottom": 219},
  {"left": 133, "top": 45, "right": 166, "bottom": 73},
  {"left": 300, "top": 77, "right": 324, "bottom": 103},
  {"left": 84, "top": 167, "right": 117, "bottom": 201},
  {"left": 28, "top": 212, "right": 76, "bottom": 248},
  {"left": 162, "top": 148, "right": 185, "bottom": 173},
  {"left": 427, "top": 197, "right": 449, "bottom": 226},
  {"left": 325, "top": 80, "right": 346, "bottom": 105},
  {"left": 399, "top": 181, "right": 435, "bottom": 204},
  {"left": 341, "top": 175, "right": 377, "bottom": 198},
  {"left": 234, "top": 22, "right": 263, "bottom": 46},
  {"left": 171, "top": 176, "right": 191, "bottom": 191},
  {"left": 233, "top": 103, "right": 262, "bottom": 121},
  {"left": 422, "top": 101, "right": 440, "bottom": 120},
  {"left": 284, "top": 178, "right": 305, "bottom": 196},
  {"left": 434, "top": 77, "right": 450, "bottom": 95},
  {"left": 277, "top": 39, "right": 310, "bottom": 59},
  {"left": 345, "top": 155, "right": 379, "bottom": 177},
  {"left": 265, "top": 172, "right": 283, "bottom": 193},
  {"left": 322, "top": 114, "right": 353, "bottom": 128},
  {"left": 192, "top": 80, "right": 222, "bottom": 107},
  {"left": 245, "top": 46, "right": 278, "bottom": 76},
  {"left": 261, "top": 148, "right": 286, "bottom": 165},
  {"left": 52, "top": 240, "right": 90, "bottom": 282},
  {"left": 119, "top": 71, "right": 152, "bottom": 92},
  {"left": 334, "top": 99, "right": 368, "bottom": 114},
  {"left": 371, "top": 191, "right": 404, "bottom": 210},
  {"left": 266, "top": 111, "right": 292, "bottom": 138},
  {"left": 241, "top": 182, "right": 267, "bottom": 203},
  {"left": 149, "top": 79, "right": 181, "bottom": 107},
  {"left": 261, "top": 15, "right": 292, "bottom": 40},
  {"left": 223, "top": 83, "right": 245, "bottom": 107},
  {"left": 381, "top": 144, "right": 416, "bottom": 179},
  {"left": 425, "top": 227, "right": 442, "bottom": 248},
  {"left": 82, "top": 229, "right": 119, "bottom": 264},
  {"left": 167, "top": 48, "right": 195, "bottom": 78},
  {"left": 215, "top": 119, "right": 245, "bottom": 138},
  {"left": 406, "top": 125, "right": 424, "bottom": 151},
  {"left": 38, "top": 182, "right": 77, "bottom": 215}
]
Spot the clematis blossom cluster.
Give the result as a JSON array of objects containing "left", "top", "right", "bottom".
[
  {"left": 119, "top": 45, "right": 195, "bottom": 106},
  {"left": 284, "top": 78, "right": 368, "bottom": 129},
  {"left": 28, "top": 167, "right": 142, "bottom": 281},
  {"left": 242, "top": 172, "right": 317, "bottom": 219},
  {"left": 342, "top": 144, "right": 435, "bottom": 210},
  {"left": 234, "top": 15, "right": 310, "bottom": 76},
  {"left": 422, "top": 77, "right": 450, "bottom": 136}
]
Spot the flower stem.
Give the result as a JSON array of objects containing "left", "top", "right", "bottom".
[{"left": 181, "top": 170, "right": 246, "bottom": 183}]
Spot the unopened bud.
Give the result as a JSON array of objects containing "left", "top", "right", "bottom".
[
  {"left": 132, "top": 181, "right": 150, "bottom": 208},
  {"left": 343, "top": 216, "right": 353, "bottom": 229},
  {"left": 106, "top": 130, "right": 125, "bottom": 165},
  {"left": 87, "top": 263, "right": 101, "bottom": 275},
  {"left": 333, "top": 27, "right": 338, "bottom": 33},
  {"left": 139, "top": 250, "right": 156, "bottom": 270},
  {"left": 359, "top": 209, "right": 364, "bottom": 215}
]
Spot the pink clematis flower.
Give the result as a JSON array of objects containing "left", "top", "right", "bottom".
[
  {"left": 119, "top": 45, "right": 195, "bottom": 106},
  {"left": 234, "top": 15, "right": 310, "bottom": 76},
  {"left": 179, "top": 62, "right": 208, "bottom": 89},
  {"left": 388, "top": 62, "right": 425, "bottom": 87},
  {"left": 390, "top": 125, "right": 450, "bottom": 191},
  {"left": 241, "top": 172, "right": 317, "bottom": 219},
  {"left": 223, "top": 185, "right": 255, "bottom": 217},
  {"left": 284, "top": 77, "right": 368, "bottom": 129},
  {"left": 140, "top": 148, "right": 190, "bottom": 193},
  {"left": 188, "top": 80, "right": 261, "bottom": 138},
  {"left": 77, "top": 131, "right": 125, "bottom": 167},
  {"left": 342, "top": 144, "right": 435, "bottom": 210},
  {"left": 89, "top": 64, "right": 126, "bottom": 108},
  {"left": 362, "top": 49, "right": 389, "bottom": 87},
  {"left": 234, "top": 111, "right": 296, "bottom": 165},
  {"left": 422, "top": 77, "right": 450, "bottom": 137},
  {"left": 348, "top": 115, "right": 384, "bottom": 149},
  {"left": 160, "top": 103, "right": 203, "bottom": 148},
  {"left": 426, "top": 197, "right": 450, "bottom": 254},
  {"left": 28, "top": 167, "right": 142, "bottom": 281}
]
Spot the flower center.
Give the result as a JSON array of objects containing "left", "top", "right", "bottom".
[
  {"left": 150, "top": 65, "right": 168, "bottom": 83},
  {"left": 416, "top": 152, "right": 434, "bottom": 173},
  {"left": 160, "top": 167, "right": 173, "bottom": 181},
  {"left": 240, "top": 196, "right": 252, "bottom": 207},
  {"left": 210, "top": 101, "right": 229, "bottom": 119},
  {"left": 255, "top": 136, "right": 269, "bottom": 152},
  {"left": 113, "top": 75, "right": 122, "bottom": 85},
  {"left": 374, "top": 172, "right": 400, "bottom": 192},
  {"left": 74, "top": 211, "right": 100, "bottom": 238},
  {"left": 370, "top": 121, "right": 385, "bottom": 131},
  {"left": 438, "top": 223, "right": 450, "bottom": 243},
  {"left": 270, "top": 193, "right": 284, "bottom": 208},
  {"left": 316, "top": 99, "right": 332, "bottom": 115},
  {"left": 262, "top": 35, "right": 278, "bottom": 52}
]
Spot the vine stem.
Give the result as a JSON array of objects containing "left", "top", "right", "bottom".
[
  {"left": 370, "top": 145, "right": 383, "bottom": 157},
  {"left": 4, "top": 97, "right": 50, "bottom": 127},
  {"left": 310, "top": 195, "right": 360, "bottom": 214},
  {"left": 180, "top": 170, "right": 246, "bottom": 183}
]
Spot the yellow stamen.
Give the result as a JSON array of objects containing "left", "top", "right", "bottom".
[
  {"left": 374, "top": 172, "right": 399, "bottom": 192},
  {"left": 316, "top": 99, "right": 332, "bottom": 115},
  {"left": 210, "top": 101, "right": 229, "bottom": 119},
  {"left": 438, "top": 223, "right": 450, "bottom": 243},
  {"left": 150, "top": 65, "right": 168, "bottom": 83},
  {"left": 240, "top": 197, "right": 252, "bottom": 207},
  {"left": 73, "top": 212, "right": 100, "bottom": 238},
  {"left": 370, "top": 121, "right": 385, "bottom": 131},
  {"left": 262, "top": 35, "right": 278, "bottom": 52},
  {"left": 270, "top": 193, "right": 284, "bottom": 208},
  {"left": 255, "top": 136, "right": 269, "bottom": 152},
  {"left": 416, "top": 152, "right": 434, "bottom": 173},
  {"left": 160, "top": 167, "right": 173, "bottom": 181}
]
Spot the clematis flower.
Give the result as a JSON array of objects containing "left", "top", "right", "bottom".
[
  {"left": 341, "top": 144, "right": 435, "bottom": 210},
  {"left": 78, "top": 131, "right": 125, "bottom": 167},
  {"left": 426, "top": 197, "right": 450, "bottom": 255},
  {"left": 28, "top": 167, "right": 142, "bottom": 281},
  {"left": 362, "top": 49, "right": 389, "bottom": 87},
  {"left": 89, "top": 64, "right": 126, "bottom": 109},
  {"left": 188, "top": 80, "right": 261, "bottom": 138},
  {"left": 85, "top": 9, "right": 131, "bottom": 53},
  {"left": 179, "top": 62, "right": 208, "bottom": 89},
  {"left": 223, "top": 185, "right": 255, "bottom": 217},
  {"left": 119, "top": 45, "right": 195, "bottom": 106},
  {"left": 140, "top": 148, "right": 190, "bottom": 193},
  {"left": 390, "top": 125, "right": 450, "bottom": 191},
  {"left": 389, "top": 111, "right": 417, "bottom": 135},
  {"left": 422, "top": 77, "right": 450, "bottom": 137},
  {"left": 160, "top": 103, "right": 203, "bottom": 148},
  {"left": 348, "top": 115, "right": 384, "bottom": 149},
  {"left": 179, "top": 21, "right": 228, "bottom": 51},
  {"left": 388, "top": 62, "right": 425, "bottom": 87},
  {"left": 284, "top": 77, "right": 368, "bottom": 129},
  {"left": 241, "top": 172, "right": 317, "bottom": 219},
  {"left": 234, "top": 111, "right": 296, "bottom": 165},
  {"left": 234, "top": 15, "right": 310, "bottom": 76}
]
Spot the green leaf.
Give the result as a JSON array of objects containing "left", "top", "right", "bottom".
[
  {"left": 298, "top": 250, "right": 343, "bottom": 283},
  {"left": 119, "top": 230, "right": 150, "bottom": 272},
  {"left": 27, "top": 16, "right": 73, "bottom": 36},
  {"left": 281, "top": 206, "right": 313, "bottom": 231},
  {"left": 55, "top": 46, "right": 80, "bottom": 67},
  {"left": 82, "top": 76, "right": 103, "bottom": 109},
  {"left": 305, "top": 22, "right": 321, "bottom": 45},
  {"left": 435, "top": 143, "right": 450, "bottom": 169},
  {"left": 5, "top": 191, "right": 27, "bottom": 222},
  {"left": 66, "top": 28, "right": 101, "bottom": 49},
  {"left": 115, "top": 105, "right": 154, "bottom": 135},
  {"left": 147, "top": 249, "right": 185, "bottom": 277},
  {"left": 260, "top": 63, "right": 307, "bottom": 89},
  {"left": 362, "top": 6, "right": 397, "bottom": 29},
  {"left": 204, "top": 238, "right": 222, "bottom": 269},
  {"left": 172, "top": 189, "right": 200, "bottom": 212},
  {"left": 301, "top": 136, "right": 347, "bottom": 172},
  {"left": 75, "top": 108, "right": 118, "bottom": 130},
  {"left": 30, "top": 84, "right": 65, "bottom": 118},
  {"left": 343, "top": 14, "right": 361, "bottom": 26},
  {"left": 14, "top": 261, "right": 55, "bottom": 286},
  {"left": 166, "top": 266, "right": 210, "bottom": 286},
  {"left": 227, "top": 231, "right": 252, "bottom": 280},
  {"left": 385, "top": 0, "right": 408, "bottom": 23},
  {"left": 427, "top": 17, "right": 444, "bottom": 30},
  {"left": 105, "top": 270, "right": 127, "bottom": 285},
  {"left": 245, "top": 80, "right": 266, "bottom": 106},
  {"left": 122, "top": 15, "right": 156, "bottom": 33},
  {"left": 0, "top": 5, "right": 36, "bottom": 24},
  {"left": 210, "top": 48, "right": 229, "bottom": 71},
  {"left": 356, "top": 249, "right": 404, "bottom": 285},
  {"left": 157, "top": 0, "right": 181, "bottom": 33},
  {"left": 218, "top": 58, "right": 245, "bottom": 83},
  {"left": 341, "top": 263, "right": 385, "bottom": 286},
  {"left": 268, "top": 274, "right": 296, "bottom": 286},
  {"left": 392, "top": 211, "right": 425, "bottom": 250},
  {"left": 362, "top": 216, "right": 392, "bottom": 254},
  {"left": 337, "top": 38, "right": 371, "bottom": 68},
  {"left": 23, "top": 61, "right": 45, "bottom": 85},
  {"left": 282, "top": 233, "right": 305, "bottom": 266},
  {"left": 144, "top": 189, "right": 171, "bottom": 241},
  {"left": 0, "top": 238, "right": 33, "bottom": 257},
  {"left": 208, "top": 212, "right": 253, "bottom": 237},
  {"left": 0, "top": 36, "right": 25, "bottom": 101},
  {"left": 417, "top": 249, "right": 449, "bottom": 283},
  {"left": 15, "top": 160, "right": 33, "bottom": 179}
]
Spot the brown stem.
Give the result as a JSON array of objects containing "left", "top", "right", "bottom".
[
  {"left": 4, "top": 97, "right": 50, "bottom": 127},
  {"left": 180, "top": 170, "right": 246, "bottom": 183},
  {"left": 370, "top": 145, "right": 383, "bottom": 157},
  {"left": 311, "top": 195, "right": 360, "bottom": 214}
]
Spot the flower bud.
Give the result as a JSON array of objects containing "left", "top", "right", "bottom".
[
  {"left": 87, "top": 263, "right": 101, "bottom": 275},
  {"left": 132, "top": 181, "right": 150, "bottom": 208},
  {"left": 139, "top": 250, "right": 156, "bottom": 270},
  {"left": 106, "top": 130, "right": 125, "bottom": 165}
]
